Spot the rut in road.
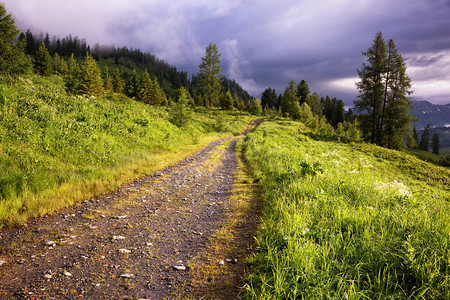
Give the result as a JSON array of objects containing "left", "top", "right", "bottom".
[{"left": 0, "top": 119, "right": 263, "bottom": 299}]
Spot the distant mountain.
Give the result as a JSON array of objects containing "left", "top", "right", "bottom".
[{"left": 410, "top": 100, "right": 450, "bottom": 129}]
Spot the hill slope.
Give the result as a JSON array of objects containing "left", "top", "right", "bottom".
[
  {"left": 0, "top": 75, "right": 251, "bottom": 225},
  {"left": 242, "top": 120, "right": 449, "bottom": 299}
]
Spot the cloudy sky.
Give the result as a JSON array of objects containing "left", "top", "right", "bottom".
[{"left": 4, "top": 0, "right": 450, "bottom": 105}]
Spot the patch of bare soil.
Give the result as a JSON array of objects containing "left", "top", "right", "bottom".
[{"left": 0, "top": 119, "right": 262, "bottom": 299}]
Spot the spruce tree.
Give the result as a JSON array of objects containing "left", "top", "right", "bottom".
[
  {"left": 261, "top": 87, "right": 278, "bottom": 109},
  {"left": 405, "top": 126, "right": 418, "bottom": 149},
  {"left": 199, "top": 43, "right": 222, "bottom": 107},
  {"left": 149, "top": 78, "right": 165, "bottom": 106},
  {"left": 221, "top": 89, "right": 234, "bottom": 110},
  {"left": 419, "top": 124, "right": 431, "bottom": 151},
  {"left": 78, "top": 53, "right": 103, "bottom": 97},
  {"left": 296, "top": 80, "right": 310, "bottom": 105},
  {"left": 112, "top": 68, "right": 124, "bottom": 94},
  {"left": 170, "top": 87, "right": 191, "bottom": 127},
  {"left": 34, "top": 42, "right": 52, "bottom": 76},
  {"left": 137, "top": 69, "right": 153, "bottom": 104},
  {"left": 125, "top": 69, "right": 140, "bottom": 98},
  {"left": 65, "top": 54, "right": 79, "bottom": 94},
  {"left": 281, "top": 80, "right": 300, "bottom": 119},
  {"left": 306, "top": 92, "right": 323, "bottom": 117},
  {"left": 412, "top": 126, "right": 419, "bottom": 148},
  {"left": 0, "top": 3, "right": 30, "bottom": 76},
  {"left": 52, "top": 53, "right": 68, "bottom": 76},
  {"left": 431, "top": 133, "right": 440, "bottom": 155},
  {"left": 102, "top": 66, "right": 113, "bottom": 91}
]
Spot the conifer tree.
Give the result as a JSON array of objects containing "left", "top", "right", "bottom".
[
  {"left": 355, "top": 32, "right": 387, "bottom": 144},
  {"left": 112, "top": 68, "right": 124, "bottom": 94},
  {"left": 170, "top": 87, "right": 191, "bottom": 127},
  {"left": 306, "top": 92, "right": 323, "bottom": 117},
  {"left": 431, "top": 133, "right": 440, "bottom": 155},
  {"left": 34, "top": 42, "right": 52, "bottom": 76},
  {"left": 149, "top": 78, "right": 165, "bottom": 106},
  {"left": 261, "top": 87, "right": 278, "bottom": 109},
  {"left": 52, "top": 53, "right": 68, "bottom": 76},
  {"left": 0, "top": 3, "right": 30, "bottom": 76},
  {"left": 233, "top": 93, "right": 240, "bottom": 110},
  {"left": 248, "top": 98, "right": 262, "bottom": 115},
  {"left": 281, "top": 80, "right": 300, "bottom": 119},
  {"left": 102, "top": 66, "right": 113, "bottom": 91},
  {"left": 221, "top": 89, "right": 234, "bottom": 110},
  {"left": 137, "top": 69, "right": 153, "bottom": 104},
  {"left": 355, "top": 32, "right": 413, "bottom": 149},
  {"left": 78, "top": 53, "right": 103, "bottom": 97},
  {"left": 412, "top": 126, "right": 419, "bottom": 148},
  {"left": 405, "top": 126, "right": 418, "bottom": 149},
  {"left": 419, "top": 123, "right": 431, "bottom": 151},
  {"left": 296, "top": 80, "right": 310, "bottom": 105},
  {"left": 65, "top": 54, "right": 79, "bottom": 94},
  {"left": 126, "top": 69, "right": 140, "bottom": 98},
  {"left": 199, "top": 43, "right": 222, "bottom": 107}
]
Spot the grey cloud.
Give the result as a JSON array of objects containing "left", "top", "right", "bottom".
[{"left": 3, "top": 0, "right": 450, "bottom": 105}]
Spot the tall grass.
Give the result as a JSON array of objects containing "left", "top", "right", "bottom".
[
  {"left": 242, "top": 120, "right": 449, "bottom": 299},
  {"left": 0, "top": 75, "right": 251, "bottom": 225}
]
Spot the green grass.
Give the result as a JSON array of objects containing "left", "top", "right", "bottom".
[
  {"left": 0, "top": 75, "right": 251, "bottom": 225},
  {"left": 241, "top": 120, "right": 449, "bottom": 299}
]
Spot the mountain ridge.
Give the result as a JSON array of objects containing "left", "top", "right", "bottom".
[{"left": 410, "top": 100, "right": 450, "bottom": 129}]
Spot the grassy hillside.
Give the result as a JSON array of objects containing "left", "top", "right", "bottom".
[
  {"left": 241, "top": 120, "right": 449, "bottom": 299},
  {"left": 0, "top": 75, "right": 251, "bottom": 226}
]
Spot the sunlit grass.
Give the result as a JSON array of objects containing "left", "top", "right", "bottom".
[
  {"left": 0, "top": 75, "right": 251, "bottom": 225},
  {"left": 242, "top": 120, "right": 449, "bottom": 299}
]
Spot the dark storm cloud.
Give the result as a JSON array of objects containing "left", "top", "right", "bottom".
[{"left": 3, "top": 0, "right": 450, "bottom": 104}]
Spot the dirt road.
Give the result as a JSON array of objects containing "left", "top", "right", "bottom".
[{"left": 0, "top": 119, "right": 262, "bottom": 299}]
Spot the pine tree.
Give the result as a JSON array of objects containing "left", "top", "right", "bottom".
[
  {"left": 0, "top": 3, "right": 30, "bottom": 76},
  {"left": 78, "top": 53, "right": 103, "bottom": 97},
  {"left": 412, "top": 126, "right": 419, "bottom": 148},
  {"left": 199, "top": 43, "right": 222, "bottom": 107},
  {"left": 355, "top": 32, "right": 387, "bottom": 144},
  {"left": 355, "top": 32, "right": 413, "bottom": 149},
  {"left": 333, "top": 99, "right": 345, "bottom": 127},
  {"left": 431, "top": 133, "right": 440, "bottom": 155},
  {"left": 34, "top": 42, "right": 52, "bottom": 76},
  {"left": 261, "top": 87, "right": 278, "bottom": 109},
  {"left": 380, "top": 39, "right": 413, "bottom": 149},
  {"left": 419, "top": 124, "right": 431, "bottom": 151},
  {"left": 296, "top": 80, "right": 310, "bottom": 105}
]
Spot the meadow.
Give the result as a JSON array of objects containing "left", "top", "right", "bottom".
[
  {"left": 241, "top": 120, "right": 449, "bottom": 299},
  {"left": 0, "top": 75, "right": 250, "bottom": 225}
]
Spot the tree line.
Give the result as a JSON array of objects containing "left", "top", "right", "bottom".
[{"left": 0, "top": 3, "right": 254, "bottom": 112}]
